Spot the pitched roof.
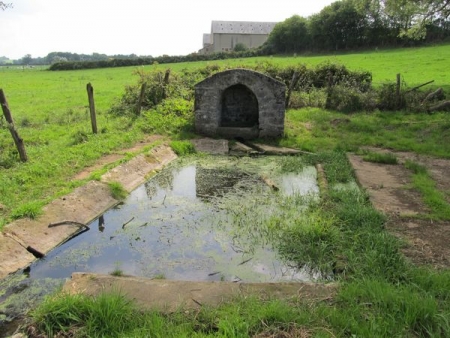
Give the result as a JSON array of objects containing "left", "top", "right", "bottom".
[{"left": 211, "top": 21, "right": 277, "bottom": 35}]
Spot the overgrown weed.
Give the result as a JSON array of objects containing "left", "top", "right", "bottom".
[
  {"left": 169, "top": 140, "right": 196, "bottom": 156},
  {"left": 362, "top": 151, "right": 398, "bottom": 164},
  {"left": 32, "top": 292, "right": 137, "bottom": 337},
  {"left": 405, "top": 160, "right": 450, "bottom": 220},
  {"left": 108, "top": 182, "right": 128, "bottom": 200}
]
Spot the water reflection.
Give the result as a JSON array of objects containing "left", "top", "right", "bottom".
[{"left": 27, "top": 157, "right": 319, "bottom": 283}]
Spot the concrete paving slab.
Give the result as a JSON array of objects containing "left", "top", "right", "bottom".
[
  {"left": 229, "top": 141, "right": 258, "bottom": 156},
  {"left": 0, "top": 233, "right": 35, "bottom": 279},
  {"left": 151, "top": 144, "right": 178, "bottom": 166},
  {"left": 348, "top": 154, "right": 424, "bottom": 215},
  {"left": 191, "top": 138, "right": 229, "bottom": 155},
  {"left": 64, "top": 273, "right": 336, "bottom": 312},
  {"left": 101, "top": 154, "right": 160, "bottom": 193},
  {"left": 101, "top": 145, "right": 177, "bottom": 192},
  {"left": 0, "top": 145, "right": 178, "bottom": 281},
  {"left": 248, "top": 143, "right": 307, "bottom": 155},
  {"left": 4, "top": 181, "right": 119, "bottom": 256}
]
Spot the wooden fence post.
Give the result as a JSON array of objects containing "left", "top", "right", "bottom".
[
  {"left": 0, "top": 89, "right": 28, "bottom": 162},
  {"left": 162, "top": 69, "right": 171, "bottom": 99},
  {"left": 136, "top": 82, "right": 147, "bottom": 115},
  {"left": 396, "top": 73, "right": 401, "bottom": 109},
  {"left": 86, "top": 83, "right": 98, "bottom": 134},
  {"left": 285, "top": 72, "right": 300, "bottom": 108}
]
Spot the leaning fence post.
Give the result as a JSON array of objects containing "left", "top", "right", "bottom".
[
  {"left": 136, "top": 82, "right": 147, "bottom": 115},
  {"left": 0, "top": 89, "right": 28, "bottom": 162},
  {"left": 86, "top": 83, "right": 98, "bottom": 134}
]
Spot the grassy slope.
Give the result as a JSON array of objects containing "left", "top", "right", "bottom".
[
  {"left": 0, "top": 67, "right": 146, "bottom": 227},
  {"left": 268, "top": 43, "right": 450, "bottom": 90},
  {"left": 282, "top": 108, "right": 450, "bottom": 158},
  {"left": 163, "top": 43, "right": 450, "bottom": 91}
]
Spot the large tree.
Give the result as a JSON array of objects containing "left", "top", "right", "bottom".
[
  {"left": 309, "top": 0, "right": 367, "bottom": 50},
  {"left": 383, "top": 0, "right": 450, "bottom": 38},
  {"left": 266, "top": 15, "right": 311, "bottom": 53}
]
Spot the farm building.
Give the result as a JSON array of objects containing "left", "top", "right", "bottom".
[{"left": 199, "top": 21, "right": 277, "bottom": 54}]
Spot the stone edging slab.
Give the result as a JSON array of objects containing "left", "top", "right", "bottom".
[
  {"left": 0, "top": 145, "right": 177, "bottom": 279},
  {"left": 64, "top": 272, "right": 337, "bottom": 312}
]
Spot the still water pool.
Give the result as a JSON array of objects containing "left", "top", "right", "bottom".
[{"left": 28, "top": 156, "right": 319, "bottom": 283}]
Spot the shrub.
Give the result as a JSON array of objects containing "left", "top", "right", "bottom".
[
  {"left": 233, "top": 43, "right": 248, "bottom": 52},
  {"left": 169, "top": 140, "right": 196, "bottom": 156},
  {"left": 313, "top": 62, "right": 372, "bottom": 91},
  {"left": 325, "top": 84, "right": 377, "bottom": 113},
  {"left": 377, "top": 83, "right": 405, "bottom": 110}
]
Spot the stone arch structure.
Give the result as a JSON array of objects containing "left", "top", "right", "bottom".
[
  {"left": 195, "top": 69, "right": 286, "bottom": 139},
  {"left": 220, "top": 84, "right": 259, "bottom": 128}
]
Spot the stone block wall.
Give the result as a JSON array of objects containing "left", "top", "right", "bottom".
[{"left": 194, "top": 69, "right": 286, "bottom": 139}]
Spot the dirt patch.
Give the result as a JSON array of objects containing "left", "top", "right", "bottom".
[
  {"left": 253, "top": 326, "right": 312, "bottom": 338},
  {"left": 348, "top": 149, "right": 450, "bottom": 268},
  {"left": 387, "top": 217, "right": 450, "bottom": 268},
  {"left": 363, "top": 147, "right": 450, "bottom": 204},
  {"left": 348, "top": 155, "right": 427, "bottom": 216}
]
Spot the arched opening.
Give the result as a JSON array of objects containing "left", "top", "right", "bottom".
[{"left": 220, "top": 84, "right": 259, "bottom": 128}]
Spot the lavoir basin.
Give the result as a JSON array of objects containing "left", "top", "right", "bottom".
[{"left": 28, "top": 155, "right": 319, "bottom": 282}]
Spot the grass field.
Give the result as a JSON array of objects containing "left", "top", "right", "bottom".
[
  {"left": 2, "top": 43, "right": 450, "bottom": 337},
  {"left": 1, "top": 43, "right": 449, "bottom": 117},
  {"left": 1, "top": 43, "right": 450, "bottom": 228}
]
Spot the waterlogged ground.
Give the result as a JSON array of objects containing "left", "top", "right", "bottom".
[
  {"left": 27, "top": 156, "right": 318, "bottom": 282},
  {"left": 0, "top": 156, "right": 319, "bottom": 334}
]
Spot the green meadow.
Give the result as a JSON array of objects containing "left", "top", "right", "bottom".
[
  {"left": 2, "top": 44, "right": 450, "bottom": 337},
  {"left": 1, "top": 44, "right": 448, "bottom": 229}
]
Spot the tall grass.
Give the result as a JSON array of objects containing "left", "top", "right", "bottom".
[
  {"left": 32, "top": 292, "right": 137, "bottom": 337},
  {"left": 405, "top": 160, "right": 450, "bottom": 220}
]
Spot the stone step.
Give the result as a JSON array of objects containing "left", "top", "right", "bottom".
[{"left": 64, "top": 272, "right": 336, "bottom": 312}]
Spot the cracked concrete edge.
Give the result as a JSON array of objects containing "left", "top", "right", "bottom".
[
  {"left": 0, "top": 233, "right": 35, "bottom": 279},
  {"left": 3, "top": 180, "right": 120, "bottom": 258},
  {"left": 0, "top": 145, "right": 178, "bottom": 280},
  {"left": 64, "top": 273, "right": 337, "bottom": 312}
]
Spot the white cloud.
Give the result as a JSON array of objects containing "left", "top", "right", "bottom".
[{"left": 0, "top": 0, "right": 336, "bottom": 59}]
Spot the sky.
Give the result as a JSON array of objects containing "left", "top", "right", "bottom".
[{"left": 0, "top": 0, "right": 336, "bottom": 60}]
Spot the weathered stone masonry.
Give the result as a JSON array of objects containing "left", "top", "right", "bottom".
[{"left": 194, "top": 69, "right": 286, "bottom": 139}]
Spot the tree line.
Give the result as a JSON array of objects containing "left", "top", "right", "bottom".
[
  {"left": 5, "top": 0, "right": 449, "bottom": 70},
  {"left": 264, "top": 0, "right": 450, "bottom": 54},
  {"left": 0, "top": 52, "right": 152, "bottom": 66}
]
